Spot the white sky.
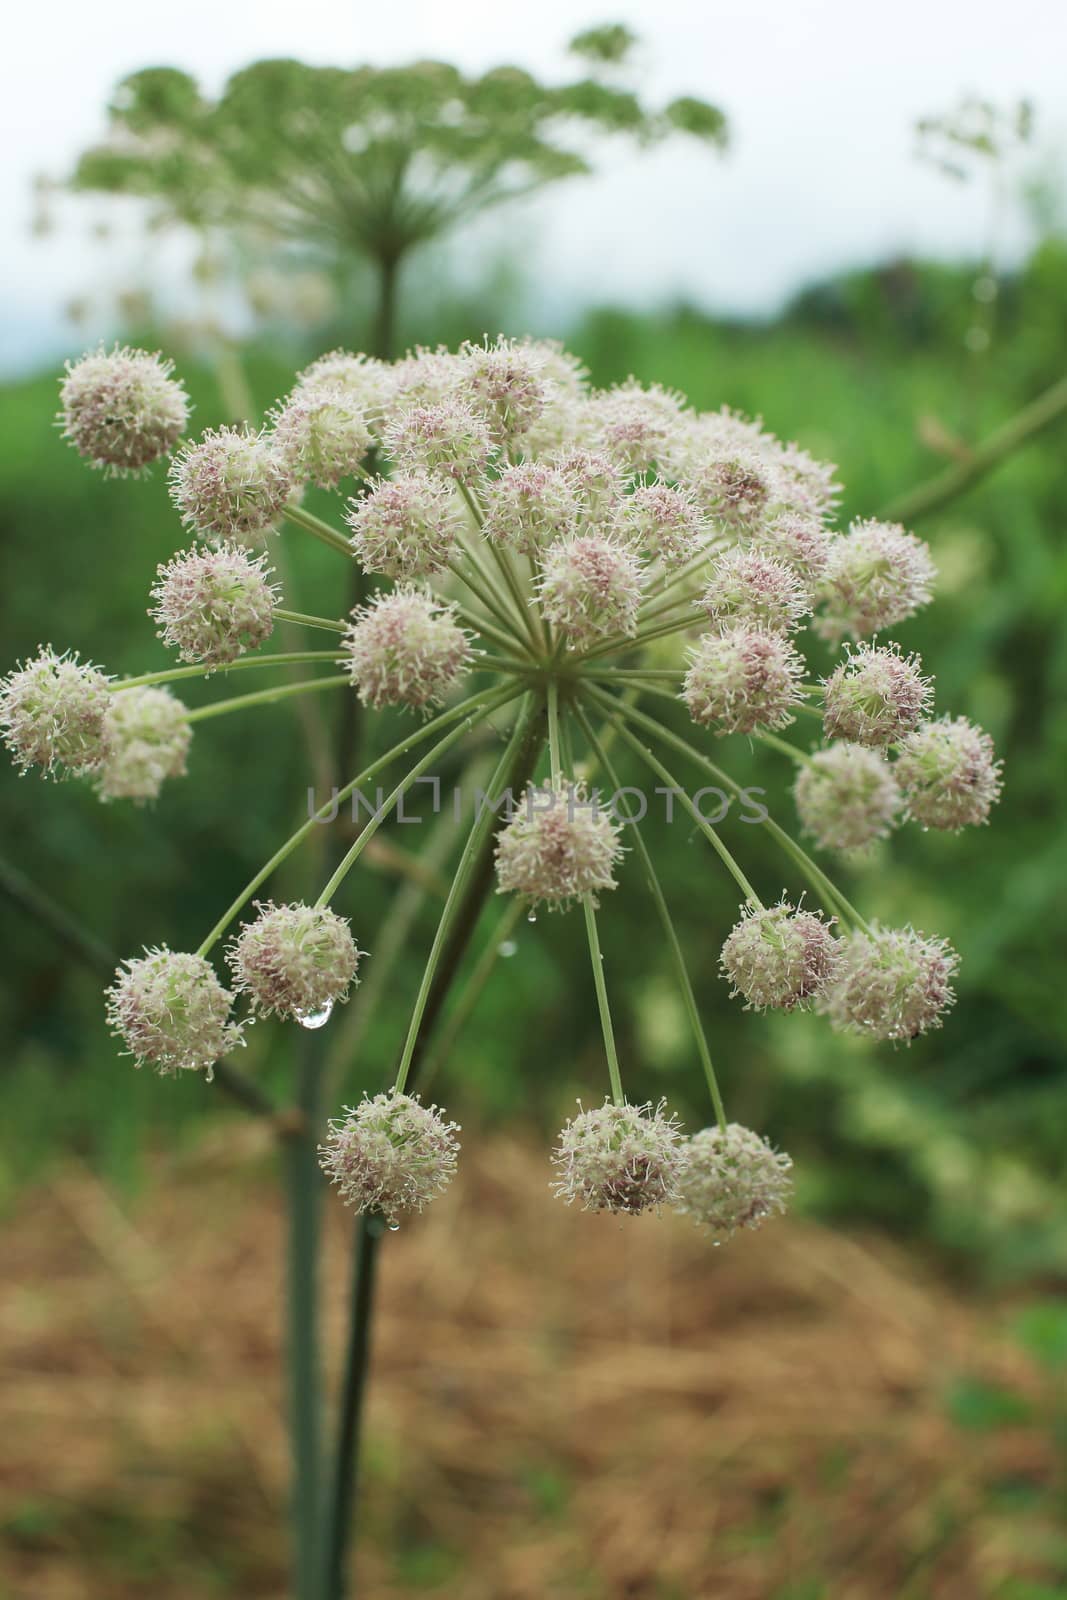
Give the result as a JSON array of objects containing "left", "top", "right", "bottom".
[{"left": 3, "top": 0, "right": 1066, "bottom": 372}]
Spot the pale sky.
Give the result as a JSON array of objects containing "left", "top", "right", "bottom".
[{"left": 3, "top": 0, "right": 1066, "bottom": 372}]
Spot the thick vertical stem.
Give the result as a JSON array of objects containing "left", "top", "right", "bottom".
[
  {"left": 284, "top": 1037, "right": 326, "bottom": 1600},
  {"left": 324, "top": 696, "right": 546, "bottom": 1598}
]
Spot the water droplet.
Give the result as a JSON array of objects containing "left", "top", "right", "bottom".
[
  {"left": 296, "top": 999, "right": 334, "bottom": 1030},
  {"left": 527, "top": 910, "right": 538, "bottom": 924},
  {"left": 387, "top": 1221, "right": 400, "bottom": 1232},
  {"left": 499, "top": 940, "right": 518, "bottom": 958}
]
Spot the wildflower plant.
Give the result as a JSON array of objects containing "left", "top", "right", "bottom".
[{"left": 3, "top": 331, "right": 1004, "bottom": 1595}]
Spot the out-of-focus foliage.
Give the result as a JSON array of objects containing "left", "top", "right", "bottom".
[
  {"left": 2, "top": 244, "right": 1065, "bottom": 1278},
  {"left": 68, "top": 33, "right": 725, "bottom": 332}
]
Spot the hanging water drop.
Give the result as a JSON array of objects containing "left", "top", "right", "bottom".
[
  {"left": 387, "top": 1220, "right": 400, "bottom": 1232},
  {"left": 296, "top": 998, "right": 334, "bottom": 1030},
  {"left": 499, "top": 939, "right": 518, "bottom": 958},
  {"left": 526, "top": 909, "right": 537, "bottom": 924}
]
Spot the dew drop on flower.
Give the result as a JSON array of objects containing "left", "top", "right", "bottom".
[
  {"left": 527, "top": 910, "right": 538, "bottom": 924},
  {"left": 296, "top": 998, "right": 334, "bottom": 1030}
]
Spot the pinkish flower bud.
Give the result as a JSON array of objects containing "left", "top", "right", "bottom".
[
  {"left": 59, "top": 345, "right": 188, "bottom": 476},
  {"left": 895, "top": 716, "right": 1002, "bottom": 831},
  {"left": 106, "top": 947, "right": 242, "bottom": 1076},
  {"left": 818, "top": 924, "right": 958, "bottom": 1042},
  {"left": 169, "top": 427, "right": 293, "bottom": 544},
  {"left": 342, "top": 588, "right": 473, "bottom": 710},
  {"left": 817, "top": 518, "right": 936, "bottom": 641},
  {"left": 271, "top": 385, "right": 374, "bottom": 489},
  {"left": 0, "top": 646, "right": 113, "bottom": 777},
  {"left": 320, "top": 1092, "right": 460, "bottom": 1225},
  {"left": 228, "top": 901, "right": 361, "bottom": 1022},
  {"left": 495, "top": 780, "right": 624, "bottom": 910},
  {"left": 552, "top": 1098, "right": 686, "bottom": 1214},
  {"left": 384, "top": 398, "right": 493, "bottom": 482},
  {"left": 150, "top": 543, "right": 279, "bottom": 668},
  {"left": 345, "top": 472, "right": 461, "bottom": 578},
  {"left": 720, "top": 900, "right": 839, "bottom": 1010},
  {"left": 295, "top": 349, "right": 396, "bottom": 431},
  {"left": 700, "top": 548, "right": 811, "bottom": 635},
  {"left": 548, "top": 447, "right": 625, "bottom": 521},
  {"left": 682, "top": 446, "right": 778, "bottom": 533},
  {"left": 674, "top": 1124, "right": 793, "bottom": 1237},
  {"left": 773, "top": 442, "right": 841, "bottom": 522},
  {"left": 537, "top": 533, "right": 645, "bottom": 648},
  {"left": 753, "top": 511, "right": 835, "bottom": 584},
  {"left": 459, "top": 337, "right": 552, "bottom": 446},
  {"left": 95, "top": 687, "right": 191, "bottom": 803},
  {"left": 793, "top": 742, "right": 901, "bottom": 852},
  {"left": 587, "top": 380, "right": 684, "bottom": 472},
  {"left": 822, "top": 644, "right": 932, "bottom": 748},
  {"left": 616, "top": 482, "right": 710, "bottom": 566},
  {"left": 481, "top": 462, "right": 582, "bottom": 555},
  {"left": 682, "top": 626, "right": 804, "bottom": 734}
]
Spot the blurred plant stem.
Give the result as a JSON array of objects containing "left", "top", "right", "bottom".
[
  {"left": 881, "top": 372, "right": 1067, "bottom": 524},
  {"left": 324, "top": 694, "right": 547, "bottom": 1598}
]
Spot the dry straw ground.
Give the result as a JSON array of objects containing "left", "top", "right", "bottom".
[{"left": 1, "top": 1125, "right": 1059, "bottom": 1599}]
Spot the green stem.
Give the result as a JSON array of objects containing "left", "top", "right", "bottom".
[
  {"left": 195, "top": 686, "right": 511, "bottom": 958},
  {"left": 314, "top": 689, "right": 521, "bottom": 908},
  {"left": 393, "top": 693, "right": 541, "bottom": 1093},
  {"left": 583, "top": 896, "right": 624, "bottom": 1107},
  {"left": 580, "top": 611, "right": 700, "bottom": 663},
  {"left": 275, "top": 608, "right": 347, "bottom": 634},
  {"left": 593, "top": 708, "right": 762, "bottom": 908},
  {"left": 546, "top": 680, "right": 562, "bottom": 783},
  {"left": 285, "top": 503, "right": 354, "bottom": 556},
  {"left": 283, "top": 1047, "right": 325, "bottom": 1600},
  {"left": 447, "top": 555, "right": 528, "bottom": 644},
  {"left": 585, "top": 684, "right": 871, "bottom": 934},
  {"left": 115, "top": 652, "right": 343, "bottom": 692},
  {"left": 186, "top": 676, "right": 350, "bottom": 723},
  {"left": 754, "top": 729, "right": 808, "bottom": 765},
  {"left": 452, "top": 604, "right": 531, "bottom": 660},
  {"left": 575, "top": 705, "right": 727, "bottom": 1133}
]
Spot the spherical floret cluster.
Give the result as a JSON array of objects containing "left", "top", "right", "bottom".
[
  {"left": 683, "top": 626, "right": 804, "bottom": 734},
  {"left": 228, "top": 901, "right": 361, "bottom": 1021},
  {"left": 793, "top": 743, "right": 901, "bottom": 852},
  {"left": 271, "top": 386, "right": 374, "bottom": 489},
  {"left": 383, "top": 398, "right": 493, "bottom": 482},
  {"left": 537, "top": 533, "right": 645, "bottom": 648},
  {"left": 482, "top": 463, "right": 581, "bottom": 554},
  {"left": 169, "top": 426, "right": 293, "bottom": 543},
  {"left": 59, "top": 345, "right": 189, "bottom": 475},
  {"left": 822, "top": 644, "right": 931, "bottom": 748},
  {"left": 700, "top": 548, "right": 811, "bottom": 635},
  {"left": 342, "top": 588, "right": 473, "bottom": 710},
  {"left": 817, "top": 518, "right": 936, "bottom": 642},
  {"left": 720, "top": 900, "right": 839, "bottom": 1011},
  {"left": 818, "top": 925, "right": 959, "bottom": 1042},
  {"left": 894, "top": 716, "right": 1001, "bottom": 831},
  {"left": 345, "top": 471, "right": 461, "bottom": 578},
  {"left": 0, "top": 646, "right": 113, "bottom": 777},
  {"left": 95, "top": 687, "right": 191, "bottom": 803},
  {"left": 150, "top": 543, "right": 279, "bottom": 668},
  {"left": 552, "top": 1099, "right": 686, "bottom": 1215},
  {"left": 319, "top": 1092, "right": 460, "bottom": 1225},
  {"left": 495, "top": 781, "right": 624, "bottom": 910},
  {"left": 106, "top": 947, "right": 242, "bottom": 1076},
  {"left": 674, "top": 1124, "right": 793, "bottom": 1237}
]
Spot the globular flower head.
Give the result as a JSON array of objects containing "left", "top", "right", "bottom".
[
  {"left": 228, "top": 901, "right": 360, "bottom": 1021},
  {"left": 495, "top": 780, "right": 624, "bottom": 910},
  {"left": 587, "top": 380, "right": 685, "bottom": 473},
  {"left": 169, "top": 426, "right": 293, "bottom": 544},
  {"left": 481, "top": 462, "right": 582, "bottom": 555},
  {"left": 391, "top": 345, "right": 466, "bottom": 411},
  {"left": 773, "top": 441, "right": 842, "bottom": 522},
  {"left": 794, "top": 742, "right": 901, "bottom": 852},
  {"left": 106, "top": 947, "right": 242, "bottom": 1076},
  {"left": 319, "top": 1092, "right": 460, "bottom": 1226},
  {"left": 822, "top": 644, "right": 932, "bottom": 748},
  {"left": 682, "top": 626, "right": 804, "bottom": 735},
  {"left": 753, "top": 511, "right": 835, "bottom": 585},
  {"left": 59, "top": 345, "right": 189, "bottom": 475},
  {"left": 459, "top": 337, "right": 552, "bottom": 447},
  {"left": 342, "top": 588, "right": 473, "bottom": 710},
  {"left": 150, "top": 542, "right": 278, "bottom": 668},
  {"left": 895, "top": 716, "right": 1002, "bottom": 831},
  {"left": 384, "top": 398, "right": 493, "bottom": 482},
  {"left": 720, "top": 900, "right": 839, "bottom": 1011},
  {"left": 616, "top": 482, "right": 709, "bottom": 566},
  {"left": 0, "top": 646, "right": 113, "bottom": 777},
  {"left": 270, "top": 385, "right": 373, "bottom": 489},
  {"left": 346, "top": 471, "right": 461, "bottom": 579},
  {"left": 537, "top": 533, "right": 645, "bottom": 648},
  {"left": 552, "top": 1098, "right": 686, "bottom": 1215},
  {"left": 674, "top": 1124, "right": 793, "bottom": 1237},
  {"left": 682, "top": 445, "right": 779, "bottom": 533},
  {"left": 700, "top": 548, "right": 811, "bottom": 635},
  {"left": 818, "top": 924, "right": 959, "bottom": 1043},
  {"left": 549, "top": 447, "right": 625, "bottom": 522},
  {"left": 294, "top": 349, "right": 396, "bottom": 432},
  {"left": 95, "top": 687, "right": 191, "bottom": 803},
  {"left": 817, "top": 518, "right": 936, "bottom": 642}
]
